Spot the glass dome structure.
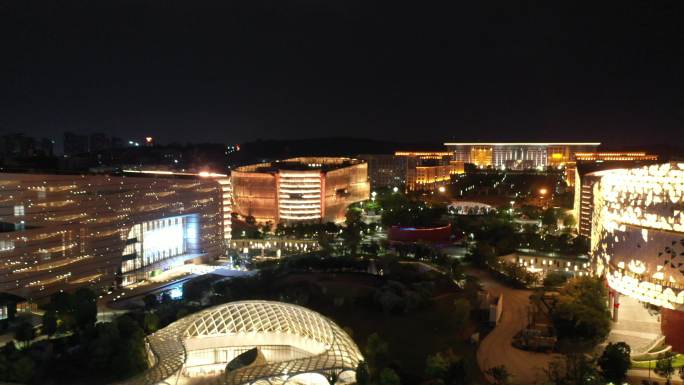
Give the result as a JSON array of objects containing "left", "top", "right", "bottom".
[{"left": 115, "top": 300, "right": 363, "bottom": 385}]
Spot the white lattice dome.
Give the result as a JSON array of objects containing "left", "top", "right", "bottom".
[{"left": 115, "top": 300, "right": 363, "bottom": 385}]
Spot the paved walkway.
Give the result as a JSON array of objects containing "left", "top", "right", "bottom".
[
  {"left": 607, "top": 294, "right": 662, "bottom": 353},
  {"left": 469, "top": 268, "right": 560, "bottom": 385}
]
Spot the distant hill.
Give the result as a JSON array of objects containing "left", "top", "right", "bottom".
[{"left": 229, "top": 137, "right": 443, "bottom": 166}]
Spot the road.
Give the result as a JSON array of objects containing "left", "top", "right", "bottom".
[{"left": 470, "top": 268, "right": 560, "bottom": 385}]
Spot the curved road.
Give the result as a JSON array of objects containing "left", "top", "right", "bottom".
[{"left": 470, "top": 269, "right": 560, "bottom": 385}]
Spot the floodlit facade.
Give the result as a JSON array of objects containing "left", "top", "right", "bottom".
[
  {"left": 231, "top": 157, "right": 369, "bottom": 224},
  {"left": 444, "top": 142, "right": 600, "bottom": 170},
  {"left": 0, "top": 171, "right": 228, "bottom": 300},
  {"left": 565, "top": 152, "right": 659, "bottom": 187},
  {"left": 591, "top": 163, "right": 684, "bottom": 350},
  {"left": 116, "top": 300, "right": 363, "bottom": 385},
  {"left": 395, "top": 151, "right": 464, "bottom": 191}
]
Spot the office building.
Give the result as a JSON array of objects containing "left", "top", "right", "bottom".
[
  {"left": 356, "top": 154, "right": 406, "bottom": 189},
  {"left": 444, "top": 142, "right": 601, "bottom": 170},
  {"left": 591, "top": 163, "right": 684, "bottom": 350},
  {"left": 231, "top": 157, "right": 369, "bottom": 224},
  {"left": 395, "top": 151, "right": 464, "bottom": 191},
  {"left": 0, "top": 170, "right": 229, "bottom": 300}
]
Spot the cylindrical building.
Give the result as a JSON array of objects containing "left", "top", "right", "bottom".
[
  {"left": 592, "top": 163, "right": 684, "bottom": 350},
  {"left": 231, "top": 157, "right": 369, "bottom": 224}
]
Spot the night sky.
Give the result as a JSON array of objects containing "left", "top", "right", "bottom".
[{"left": 1, "top": 1, "right": 683, "bottom": 147}]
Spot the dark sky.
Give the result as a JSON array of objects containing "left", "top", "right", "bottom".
[{"left": 1, "top": 1, "right": 683, "bottom": 147}]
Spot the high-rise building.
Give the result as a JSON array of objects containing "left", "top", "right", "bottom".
[
  {"left": 444, "top": 142, "right": 601, "bottom": 170},
  {"left": 0, "top": 170, "right": 230, "bottom": 300},
  {"left": 231, "top": 157, "right": 369, "bottom": 224}
]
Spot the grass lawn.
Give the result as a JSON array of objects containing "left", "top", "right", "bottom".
[{"left": 632, "top": 354, "right": 684, "bottom": 369}]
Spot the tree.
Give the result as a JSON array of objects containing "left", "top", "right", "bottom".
[
  {"left": 317, "top": 231, "right": 335, "bottom": 256},
  {"left": 545, "top": 353, "right": 602, "bottom": 385},
  {"left": 341, "top": 208, "right": 363, "bottom": 255},
  {"left": 260, "top": 221, "right": 273, "bottom": 235},
  {"left": 356, "top": 361, "right": 371, "bottom": 385},
  {"left": 74, "top": 287, "right": 98, "bottom": 330},
  {"left": 143, "top": 294, "right": 159, "bottom": 311},
  {"left": 143, "top": 312, "right": 159, "bottom": 333},
  {"left": 466, "top": 241, "right": 496, "bottom": 267},
  {"left": 11, "top": 356, "right": 35, "bottom": 384},
  {"left": 485, "top": 365, "right": 511, "bottom": 385},
  {"left": 14, "top": 320, "right": 35, "bottom": 347},
  {"left": 542, "top": 208, "right": 559, "bottom": 230},
  {"left": 425, "top": 349, "right": 470, "bottom": 385},
  {"left": 245, "top": 215, "right": 256, "bottom": 226},
  {"left": 598, "top": 342, "right": 631, "bottom": 384},
  {"left": 42, "top": 310, "right": 58, "bottom": 337},
  {"left": 562, "top": 213, "right": 576, "bottom": 229},
  {"left": 551, "top": 277, "right": 610, "bottom": 347},
  {"left": 378, "top": 368, "right": 401, "bottom": 385},
  {"left": 543, "top": 271, "right": 570, "bottom": 288},
  {"left": 452, "top": 298, "right": 471, "bottom": 329},
  {"left": 655, "top": 353, "right": 675, "bottom": 385},
  {"left": 365, "top": 333, "right": 389, "bottom": 377}
]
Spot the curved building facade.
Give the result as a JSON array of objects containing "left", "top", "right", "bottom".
[
  {"left": 0, "top": 171, "right": 228, "bottom": 299},
  {"left": 592, "top": 163, "right": 684, "bottom": 350},
  {"left": 232, "top": 157, "right": 369, "bottom": 224},
  {"left": 117, "top": 300, "right": 363, "bottom": 385}
]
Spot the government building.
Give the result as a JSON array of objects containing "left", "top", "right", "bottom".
[
  {"left": 231, "top": 157, "right": 369, "bottom": 224},
  {"left": 444, "top": 142, "right": 600, "bottom": 170},
  {"left": 0, "top": 170, "right": 231, "bottom": 300}
]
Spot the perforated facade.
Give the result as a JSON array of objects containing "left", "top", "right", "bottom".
[{"left": 0, "top": 172, "right": 226, "bottom": 299}]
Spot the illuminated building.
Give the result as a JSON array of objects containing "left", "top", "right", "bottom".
[
  {"left": 505, "top": 251, "right": 591, "bottom": 278},
  {"left": 571, "top": 153, "right": 659, "bottom": 237},
  {"left": 444, "top": 142, "right": 600, "bottom": 170},
  {"left": 0, "top": 170, "right": 229, "bottom": 300},
  {"left": 116, "top": 300, "right": 363, "bottom": 385},
  {"left": 395, "top": 151, "right": 464, "bottom": 191},
  {"left": 231, "top": 157, "right": 369, "bottom": 224},
  {"left": 591, "top": 163, "right": 684, "bottom": 350},
  {"left": 356, "top": 154, "right": 406, "bottom": 189},
  {"left": 565, "top": 151, "right": 659, "bottom": 187}
]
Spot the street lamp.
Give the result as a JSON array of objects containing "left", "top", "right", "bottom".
[
  {"left": 438, "top": 186, "right": 446, "bottom": 193},
  {"left": 371, "top": 191, "right": 377, "bottom": 201},
  {"left": 539, "top": 188, "right": 548, "bottom": 196},
  {"left": 392, "top": 186, "right": 399, "bottom": 193}
]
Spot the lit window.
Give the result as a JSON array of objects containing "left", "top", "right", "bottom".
[{"left": 13, "top": 205, "right": 25, "bottom": 216}]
